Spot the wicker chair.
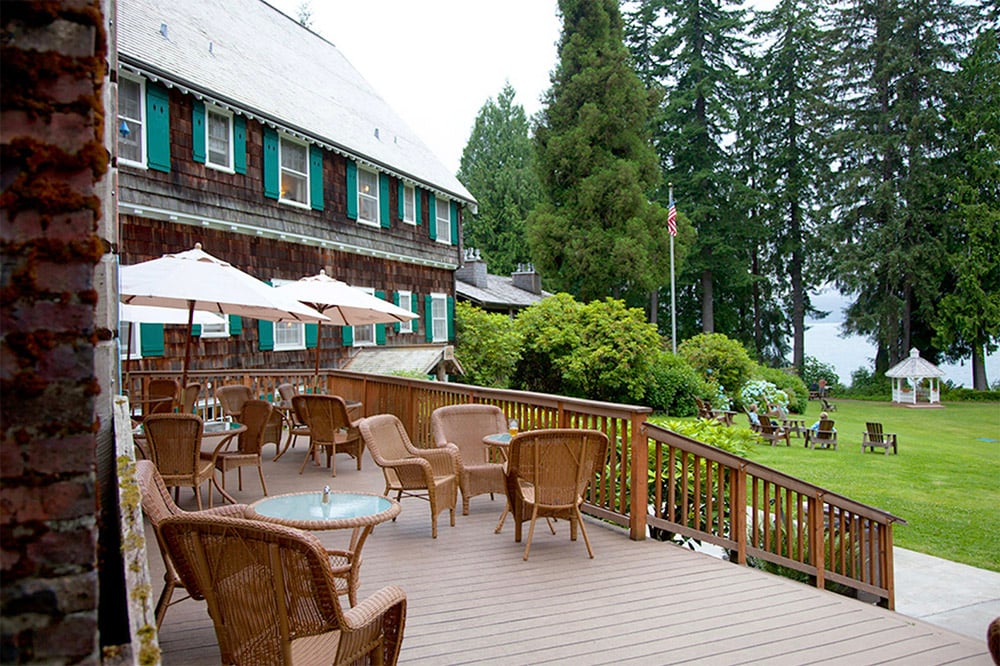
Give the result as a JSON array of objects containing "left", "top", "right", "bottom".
[
  {"left": 179, "top": 382, "right": 201, "bottom": 414},
  {"left": 143, "top": 413, "right": 216, "bottom": 509},
  {"left": 278, "top": 384, "right": 311, "bottom": 454},
  {"left": 862, "top": 421, "right": 898, "bottom": 455},
  {"left": 430, "top": 404, "right": 506, "bottom": 515},
  {"left": 359, "top": 414, "right": 458, "bottom": 538},
  {"left": 159, "top": 514, "right": 407, "bottom": 666},
  {"left": 805, "top": 419, "right": 839, "bottom": 450},
  {"left": 295, "top": 395, "right": 363, "bottom": 477},
  {"left": 135, "top": 460, "right": 249, "bottom": 628},
  {"left": 208, "top": 399, "right": 272, "bottom": 496},
  {"left": 146, "top": 378, "right": 179, "bottom": 415},
  {"left": 216, "top": 384, "right": 254, "bottom": 420},
  {"left": 758, "top": 415, "right": 790, "bottom": 447},
  {"left": 505, "top": 429, "right": 609, "bottom": 561}
]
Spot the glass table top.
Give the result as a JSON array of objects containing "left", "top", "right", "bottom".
[{"left": 251, "top": 492, "right": 393, "bottom": 522}]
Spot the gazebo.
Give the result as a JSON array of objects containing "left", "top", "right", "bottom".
[{"left": 885, "top": 348, "right": 945, "bottom": 405}]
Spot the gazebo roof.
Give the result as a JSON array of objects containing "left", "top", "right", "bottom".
[{"left": 885, "top": 348, "right": 945, "bottom": 378}]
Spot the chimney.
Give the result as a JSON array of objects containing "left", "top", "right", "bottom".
[
  {"left": 511, "top": 263, "right": 541, "bottom": 295},
  {"left": 456, "top": 248, "right": 489, "bottom": 288}
]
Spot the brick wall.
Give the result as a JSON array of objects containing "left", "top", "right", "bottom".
[{"left": 1, "top": 1, "right": 111, "bottom": 662}]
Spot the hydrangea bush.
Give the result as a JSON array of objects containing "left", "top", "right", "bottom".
[{"left": 739, "top": 379, "right": 788, "bottom": 411}]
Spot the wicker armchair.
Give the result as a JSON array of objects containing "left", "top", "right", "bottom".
[
  {"left": 278, "top": 384, "right": 311, "bottom": 453},
  {"left": 295, "top": 395, "right": 363, "bottom": 477},
  {"left": 179, "top": 382, "right": 201, "bottom": 414},
  {"left": 359, "top": 414, "right": 458, "bottom": 538},
  {"left": 159, "top": 514, "right": 407, "bottom": 666},
  {"left": 143, "top": 413, "right": 216, "bottom": 509},
  {"left": 146, "top": 377, "right": 179, "bottom": 415},
  {"left": 216, "top": 384, "right": 254, "bottom": 420},
  {"left": 135, "top": 460, "right": 249, "bottom": 628},
  {"left": 430, "top": 404, "right": 506, "bottom": 515},
  {"left": 506, "top": 429, "right": 608, "bottom": 561},
  {"left": 209, "top": 399, "right": 272, "bottom": 496}
]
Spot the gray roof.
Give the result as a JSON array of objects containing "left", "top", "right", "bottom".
[
  {"left": 885, "top": 348, "right": 945, "bottom": 378},
  {"left": 117, "top": 0, "right": 474, "bottom": 205},
  {"left": 342, "top": 345, "right": 464, "bottom": 376},
  {"left": 456, "top": 274, "right": 549, "bottom": 309}
]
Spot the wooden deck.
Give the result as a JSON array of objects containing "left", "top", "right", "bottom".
[{"left": 148, "top": 441, "right": 990, "bottom": 665}]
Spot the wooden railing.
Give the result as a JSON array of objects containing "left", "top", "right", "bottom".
[{"left": 125, "top": 369, "right": 904, "bottom": 606}]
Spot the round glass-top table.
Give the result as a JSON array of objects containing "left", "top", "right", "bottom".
[{"left": 248, "top": 490, "right": 400, "bottom": 531}]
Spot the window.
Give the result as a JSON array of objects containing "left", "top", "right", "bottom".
[
  {"left": 270, "top": 279, "right": 305, "bottom": 350},
  {"left": 120, "top": 321, "right": 142, "bottom": 360},
  {"left": 206, "top": 106, "right": 233, "bottom": 171},
  {"left": 118, "top": 74, "right": 145, "bottom": 166},
  {"left": 397, "top": 291, "right": 414, "bottom": 333},
  {"left": 351, "top": 287, "right": 376, "bottom": 345},
  {"left": 358, "top": 168, "right": 379, "bottom": 225},
  {"left": 199, "top": 318, "right": 230, "bottom": 338},
  {"left": 402, "top": 183, "right": 416, "bottom": 224},
  {"left": 430, "top": 293, "right": 447, "bottom": 342},
  {"left": 279, "top": 136, "right": 309, "bottom": 207},
  {"left": 435, "top": 197, "right": 451, "bottom": 244}
]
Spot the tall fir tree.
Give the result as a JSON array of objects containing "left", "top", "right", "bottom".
[
  {"left": 527, "top": 0, "right": 672, "bottom": 303},
  {"left": 458, "top": 83, "right": 542, "bottom": 276}
]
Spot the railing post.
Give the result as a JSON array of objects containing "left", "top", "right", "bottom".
[
  {"left": 811, "top": 491, "right": 826, "bottom": 592},
  {"left": 883, "top": 522, "right": 895, "bottom": 609},
  {"left": 734, "top": 462, "right": 748, "bottom": 565},
  {"left": 629, "top": 416, "right": 647, "bottom": 541}
]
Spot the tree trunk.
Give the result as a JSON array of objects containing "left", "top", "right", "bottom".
[
  {"left": 790, "top": 202, "right": 804, "bottom": 373},
  {"left": 650, "top": 288, "right": 658, "bottom": 325},
  {"left": 972, "top": 343, "right": 988, "bottom": 390},
  {"left": 701, "top": 269, "right": 714, "bottom": 332}
]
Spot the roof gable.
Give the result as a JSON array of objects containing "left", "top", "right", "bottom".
[{"left": 117, "top": 0, "right": 474, "bottom": 204}]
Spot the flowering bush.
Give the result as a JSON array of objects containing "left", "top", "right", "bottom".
[
  {"left": 713, "top": 385, "right": 733, "bottom": 410},
  {"left": 739, "top": 379, "right": 788, "bottom": 411}
]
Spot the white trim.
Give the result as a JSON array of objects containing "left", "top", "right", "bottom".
[
  {"left": 278, "top": 133, "right": 310, "bottom": 208},
  {"left": 398, "top": 290, "right": 414, "bottom": 333},
  {"left": 357, "top": 166, "right": 380, "bottom": 227},
  {"left": 351, "top": 286, "right": 376, "bottom": 347},
  {"left": 402, "top": 183, "right": 416, "bottom": 225},
  {"left": 117, "top": 72, "right": 147, "bottom": 168},
  {"left": 205, "top": 104, "right": 235, "bottom": 173},
  {"left": 430, "top": 292, "right": 448, "bottom": 343},
  {"left": 435, "top": 196, "right": 451, "bottom": 245}
]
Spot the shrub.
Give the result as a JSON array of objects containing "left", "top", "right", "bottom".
[
  {"left": 646, "top": 352, "right": 706, "bottom": 416},
  {"left": 801, "top": 356, "right": 841, "bottom": 390},
  {"left": 942, "top": 387, "right": 1000, "bottom": 402},
  {"left": 842, "top": 367, "right": 891, "bottom": 399},
  {"left": 678, "top": 333, "right": 755, "bottom": 399},
  {"left": 739, "top": 379, "right": 788, "bottom": 413},
  {"left": 511, "top": 293, "right": 583, "bottom": 395},
  {"left": 753, "top": 365, "right": 809, "bottom": 414},
  {"left": 454, "top": 301, "right": 523, "bottom": 387}
]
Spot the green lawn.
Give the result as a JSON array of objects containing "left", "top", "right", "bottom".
[{"left": 678, "top": 400, "right": 1000, "bottom": 572}]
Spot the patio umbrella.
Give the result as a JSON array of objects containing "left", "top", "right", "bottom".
[
  {"left": 120, "top": 304, "right": 227, "bottom": 388},
  {"left": 120, "top": 244, "right": 328, "bottom": 385},
  {"left": 272, "top": 269, "right": 418, "bottom": 377}
]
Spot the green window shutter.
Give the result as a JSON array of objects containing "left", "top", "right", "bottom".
[
  {"left": 393, "top": 292, "right": 401, "bottom": 333},
  {"left": 424, "top": 295, "right": 434, "bottom": 342},
  {"left": 415, "top": 187, "right": 422, "bottom": 226},
  {"left": 411, "top": 293, "right": 419, "bottom": 316},
  {"left": 305, "top": 323, "right": 318, "bottom": 348},
  {"left": 397, "top": 181, "right": 405, "bottom": 221},
  {"left": 379, "top": 173, "right": 390, "bottom": 228},
  {"left": 345, "top": 160, "right": 358, "bottom": 220},
  {"left": 192, "top": 100, "right": 206, "bottom": 163},
  {"left": 233, "top": 115, "right": 247, "bottom": 174},
  {"left": 263, "top": 127, "right": 279, "bottom": 199},
  {"left": 375, "top": 290, "right": 387, "bottom": 344},
  {"left": 447, "top": 296, "right": 455, "bottom": 342},
  {"left": 228, "top": 315, "right": 242, "bottom": 336},
  {"left": 258, "top": 320, "right": 274, "bottom": 351},
  {"left": 146, "top": 83, "right": 171, "bottom": 173},
  {"left": 342, "top": 326, "right": 354, "bottom": 347},
  {"left": 309, "top": 144, "right": 324, "bottom": 210},
  {"left": 427, "top": 193, "right": 437, "bottom": 240},
  {"left": 191, "top": 324, "right": 202, "bottom": 337},
  {"left": 139, "top": 323, "right": 165, "bottom": 357},
  {"left": 450, "top": 201, "right": 459, "bottom": 246}
]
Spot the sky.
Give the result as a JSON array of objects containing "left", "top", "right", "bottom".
[{"left": 265, "top": 0, "right": 562, "bottom": 174}]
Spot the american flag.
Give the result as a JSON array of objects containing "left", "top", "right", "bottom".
[{"left": 667, "top": 194, "right": 677, "bottom": 237}]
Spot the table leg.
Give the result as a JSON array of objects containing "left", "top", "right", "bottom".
[{"left": 272, "top": 410, "right": 296, "bottom": 462}]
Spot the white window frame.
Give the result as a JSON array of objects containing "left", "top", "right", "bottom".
[
  {"left": 398, "top": 291, "right": 414, "bottom": 333},
  {"left": 352, "top": 287, "right": 376, "bottom": 346},
  {"left": 271, "top": 279, "right": 305, "bottom": 350},
  {"left": 117, "top": 72, "right": 146, "bottom": 168},
  {"left": 199, "top": 318, "right": 230, "bottom": 339},
  {"left": 402, "top": 183, "right": 416, "bottom": 225},
  {"left": 278, "top": 134, "right": 310, "bottom": 209},
  {"left": 430, "top": 293, "right": 448, "bottom": 342},
  {"left": 120, "top": 321, "right": 142, "bottom": 360},
  {"left": 435, "top": 197, "right": 451, "bottom": 244},
  {"left": 357, "top": 167, "right": 380, "bottom": 226},
  {"left": 206, "top": 105, "right": 234, "bottom": 172}
]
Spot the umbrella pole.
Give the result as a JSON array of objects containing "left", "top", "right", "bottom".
[
  {"left": 125, "top": 321, "right": 133, "bottom": 402},
  {"left": 314, "top": 324, "right": 322, "bottom": 390},
  {"left": 181, "top": 301, "right": 195, "bottom": 387}
]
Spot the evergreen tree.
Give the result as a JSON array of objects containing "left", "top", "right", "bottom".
[
  {"left": 933, "top": 27, "right": 1000, "bottom": 389},
  {"left": 457, "top": 84, "right": 542, "bottom": 275},
  {"left": 527, "top": 0, "right": 671, "bottom": 303},
  {"left": 824, "top": 0, "right": 974, "bottom": 370}
]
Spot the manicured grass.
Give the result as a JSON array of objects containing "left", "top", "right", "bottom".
[{"left": 689, "top": 400, "right": 1000, "bottom": 572}]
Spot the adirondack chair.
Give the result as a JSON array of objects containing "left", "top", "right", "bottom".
[
  {"left": 758, "top": 415, "right": 790, "bottom": 447},
  {"left": 862, "top": 422, "right": 898, "bottom": 455},
  {"left": 805, "top": 419, "right": 838, "bottom": 450},
  {"left": 820, "top": 397, "right": 838, "bottom": 412}
]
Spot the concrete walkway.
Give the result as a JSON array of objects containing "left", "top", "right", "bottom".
[{"left": 894, "top": 546, "right": 1000, "bottom": 643}]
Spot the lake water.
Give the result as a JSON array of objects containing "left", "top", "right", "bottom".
[{"left": 801, "top": 289, "right": 999, "bottom": 388}]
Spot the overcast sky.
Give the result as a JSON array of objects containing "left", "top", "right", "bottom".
[{"left": 265, "top": 0, "right": 562, "bottom": 174}]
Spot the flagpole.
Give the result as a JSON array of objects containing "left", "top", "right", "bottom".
[{"left": 669, "top": 183, "right": 677, "bottom": 354}]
